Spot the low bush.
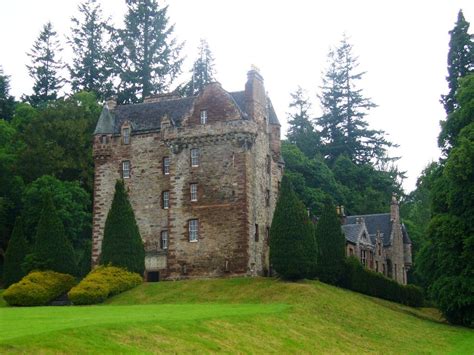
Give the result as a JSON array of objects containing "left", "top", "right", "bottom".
[
  {"left": 68, "top": 266, "right": 142, "bottom": 305},
  {"left": 3, "top": 271, "right": 76, "bottom": 306},
  {"left": 340, "top": 257, "right": 424, "bottom": 307}
]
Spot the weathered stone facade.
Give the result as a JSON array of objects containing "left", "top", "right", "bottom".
[
  {"left": 92, "top": 70, "right": 283, "bottom": 280},
  {"left": 341, "top": 196, "right": 412, "bottom": 285}
]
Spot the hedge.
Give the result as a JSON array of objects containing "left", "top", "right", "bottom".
[
  {"left": 3, "top": 271, "right": 76, "bottom": 306},
  {"left": 340, "top": 257, "right": 424, "bottom": 307},
  {"left": 68, "top": 266, "right": 142, "bottom": 305}
]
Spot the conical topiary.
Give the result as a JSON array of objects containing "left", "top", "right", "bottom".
[
  {"left": 3, "top": 217, "right": 29, "bottom": 287},
  {"left": 100, "top": 180, "right": 145, "bottom": 275},
  {"left": 270, "top": 175, "right": 317, "bottom": 280}
]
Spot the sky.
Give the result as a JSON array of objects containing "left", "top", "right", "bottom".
[{"left": 1, "top": 0, "right": 473, "bottom": 192}]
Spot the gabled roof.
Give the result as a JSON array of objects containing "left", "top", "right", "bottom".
[
  {"left": 346, "top": 214, "right": 393, "bottom": 246},
  {"left": 342, "top": 223, "right": 364, "bottom": 244}
]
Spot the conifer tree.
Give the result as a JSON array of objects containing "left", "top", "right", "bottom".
[
  {"left": 314, "top": 204, "right": 346, "bottom": 284},
  {"left": 180, "top": 39, "right": 216, "bottom": 96},
  {"left": 25, "top": 22, "right": 64, "bottom": 107},
  {"left": 3, "top": 217, "right": 28, "bottom": 287},
  {"left": 68, "top": 0, "right": 114, "bottom": 100},
  {"left": 101, "top": 180, "right": 145, "bottom": 275},
  {"left": 113, "top": 0, "right": 184, "bottom": 103},
  {"left": 270, "top": 175, "right": 317, "bottom": 280},
  {"left": 0, "top": 67, "right": 16, "bottom": 121},
  {"left": 33, "top": 195, "right": 77, "bottom": 275}
]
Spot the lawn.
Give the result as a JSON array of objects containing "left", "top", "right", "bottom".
[{"left": 1, "top": 277, "right": 473, "bottom": 353}]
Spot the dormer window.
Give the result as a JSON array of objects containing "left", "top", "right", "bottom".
[
  {"left": 200, "top": 110, "right": 207, "bottom": 124},
  {"left": 163, "top": 157, "right": 170, "bottom": 175},
  {"left": 101, "top": 135, "right": 108, "bottom": 144},
  {"left": 122, "top": 127, "right": 131, "bottom": 145}
]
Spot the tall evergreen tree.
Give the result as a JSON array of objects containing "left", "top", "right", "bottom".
[
  {"left": 0, "top": 67, "right": 16, "bottom": 121},
  {"left": 3, "top": 217, "right": 28, "bottom": 287},
  {"left": 68, "top": 0, "right": 114, "bottom": 100},
  {"left": 25, "top": 22, "right": 64, "bottom": 107},
  {"left": 286, "top": 87, "right": 320, "bottom": 158},
  {"left": 101, "top": 180, "right": 145, "bottom": 274},
  {"left": 270, "top": 175, "right": 317, "bottom": 280},
  {"left": 113, "top": 0, "right": 184, "bottom": 103},
  {"left": 314, "top": 204, "right": 346, "bottom": 285}
]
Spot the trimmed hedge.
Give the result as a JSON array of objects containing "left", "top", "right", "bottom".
[
  {"left": 3, "top": 271, "right": 76, "bottom": 306},
  {"left": 68, "top": 266, "right": 142, "bottom": 305},
  {"left": 340, "top": 257, "right": 424, "bottom": 307}
]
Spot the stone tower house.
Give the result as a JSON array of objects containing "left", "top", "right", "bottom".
[{"left": 92, "top": 70, "right": 283, "bottom": 280}]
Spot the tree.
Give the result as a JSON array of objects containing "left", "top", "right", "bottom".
[
  {"left": 317, "top": 35, "right": 394, "bottom": 165},
  {"left": 101, "top": 180, "right": 145, "bottom": 274},
  {"left": 286, "top": 87, "right": 320, "bottom": 158},
  {"left": 3, "top": 217, "right": 28, "bottom": 287},
  {"left": 314, "top": 204, "right": 346, "bottom": 284},
  {"left": 0, "top": 66, "right": 16, "bottom": 121},
  {"left": 68, "top": 0, "right": 114, "bottom": 100},
  {"left": 113, "top": 0, "right": 184, "bottom": 103},
  {"left": 25, "top": 22, "right": 64, "bottom": 107},
  {"left": 440, "top": 10, "right": 474, "bottom": 117},
  {"left": 31, "top": 195, "right": 77, "bottom": 276},
  {"left": 270, "top": 175, "right": 317, "bottom": 280}
]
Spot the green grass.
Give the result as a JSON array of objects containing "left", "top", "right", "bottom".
[{"left": 1, "top": 277, "right": 473, "bottom": 353}]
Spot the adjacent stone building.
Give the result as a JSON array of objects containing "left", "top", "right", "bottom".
[
  {"left": 92, "top": 70, "right": 283, "bottom": 281},
  {"left": 341, "top": 196, "right": 412, "bottom": 285}
]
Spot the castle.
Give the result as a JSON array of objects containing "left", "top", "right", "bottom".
[{"left": 92, "top": 70, "right": 283, "bottom": 281}]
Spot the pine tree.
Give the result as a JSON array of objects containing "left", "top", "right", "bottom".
[
  {"left": 25, "top": 22, "right": 64, "bottom": 107},
  {"left": 0, "top": 67, "right": 16, "bottom": 121},
  {"left": 286, "top": 86, "right": 320, "bottom": 158},
  {"left": 113, "top": 0, "right": 184, "bottom": 103},
  {"left": 3, "top": 217, "right": 28, "bottom": 287},
  {"left": 33, "top": 195, "right": 77, "bottom": 275},
  {"left": 314, "top": 204, "right": 346, "bottom": 284},
  {"left": 101, "top": 180, "right": 145, "bottom": 274},
  {"left": 68, "top": 0, "right": 114, "bottom": 100},
  {"left": 270, "top": 175, "right": 317, "bottom": 280}
]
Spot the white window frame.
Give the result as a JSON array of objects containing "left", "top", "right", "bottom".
[
  {"left": 189, "top": 219, "right": 198, "bottom": 242},
  {"left": 161, "top": 230, "right": 168, "bottom": 250},
  {"left": 122, "top": 161, "right": 130, "bottom": 179},
  {"left": 162, "top": 191, "right": 169, "bottom": 209},
  {"left": 163, "top": 157, "right": 170, "bottom": 175},
  {"left": 200, "top": 110, "right": 207, "bottom": 124},
  {"left": 122, "top": 127, "right": 130, "bottom": 145},
  {"left": 191, "top": 148, "right": 199, "bottom": 167},
  {"left": 190, "top": 183, "right": 198, "bottom": 201}
]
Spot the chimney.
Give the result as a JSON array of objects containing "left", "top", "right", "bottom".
[
  {"left": 106, "top": 97, "right": 117, "bottom": 111},
  {"left": 245, "top": 67, "right": 266, "bottom": 121},
  {"left": 390, "top": 193, "right": 400, "bottom": 222},
  {"left": 336, "top": 205, "right": 346, "bottom": 224}
]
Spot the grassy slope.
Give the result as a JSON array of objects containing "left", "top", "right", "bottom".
[{"left": 1, "top": 278, "right": 473, "bottom": 353}]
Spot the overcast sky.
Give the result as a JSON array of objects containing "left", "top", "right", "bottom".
[{"left": 1, "top": 0, "right": 473, "bottom": 192}]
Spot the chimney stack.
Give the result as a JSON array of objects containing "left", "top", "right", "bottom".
[
  {"left": 106, "top": 97, "right": 117, "bottom": 111},
  {"left": 390, "top": 193, "right": 400, "bottom": 222},
  {"left": 245, "top": 67, "right": 266, "bottom": 121}
]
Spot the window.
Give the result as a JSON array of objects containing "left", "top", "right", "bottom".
[
  {"left": 101, "top": 135, "right": 107, "bottom": 144},
  {"left": 382, "top": 264, "right": 386, "bottom": 275},
  {"left": 122, "top": 127, "right": 130, "bottom": 145},
  {"left": 122, "top": 161, "right": 130, "bottom": 179},
  {"left": 265, "top": 189, "right": 270, "bottom": 207},
  {"left": 163, "top": 157, "right": 170, "bottom": 175},
  {"left": 266, "top": 155, "right": 271, "bottom": 174},
  {"left": 266, "top": 226, "right": 270, "bottom": 245},
  {"left": 161, "top": 230, "right": 168, "bottom": 250},
  {"left": 255, "top": 224, "right": 259, "bottom": 242},
  {"left": 162, "top": 191, "right": 169, "bottom": 209},
  {"left": 200, "top": 110, "right": 207, "bottom": 124},
  {"left": 191, "top": 148, "right": 199, "bottom": 167},
  {"left": 375, "top": 261, "right": 379, "bottom": 272},
  {"left": 349, "top": 248, "right": 354, "bottom": 256},
  {"left": 189, "top": 219, "right": 198, "bottom": 242},
  {"left": 190, "top": 183, "right": 198, "bottom": 201}
]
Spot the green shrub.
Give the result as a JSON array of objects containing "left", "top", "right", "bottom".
[
  {"left": 68, "top": 266, "right": 142, "bottom": 305},
  {"left": 3, "top": 217, "right": 29, "bottom": 287},
  {"left": 3, "top": 271, "right": 76, "bottom": 306}
]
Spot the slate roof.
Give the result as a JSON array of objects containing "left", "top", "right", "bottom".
[
  {"left": 345, "top": 213, "right": 393, "bottom": 246},
  {"left": 401, "top": 224, "right": 411, "bottom": 244},
  {"left": 342, "top": 224, "right": 364, "bottom": 244}
]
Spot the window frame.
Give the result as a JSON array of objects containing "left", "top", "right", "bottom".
[
  {"left": 122, "top": 127, "right": 131, "bottom": 145},
  {"left": 161, "top": 230, "right": 168, "bottom": 250},
  {"left": 122, "top": 160, "right": 131, "bottom": 179},
  {"left": 200, "top": 109, "right": 207, "bottom": 124},
  {"left": 189, "top": 219, "right": 199, "bottom": 242},
  {"left": 254, "top": 224, "right": 259, "bottom": 242},
  {"left": 101, "top": 135, "right": 108, "bottom": 144},
  {"left": 163, "top": 156, "right": 170, "bottom": 175},
  {"left": 190, "top": 183, "right": 198, "bottom": 202},
  {"left": 190, "top": 148, "right": 199, "bottom": 167},
  {"left": 162, "top": 191, "right": 170, "bottom": 209}
]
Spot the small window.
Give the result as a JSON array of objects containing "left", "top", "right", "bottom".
[
  {"left": 161, "top": 230, "right": 168, "bottom": 250},
  {"left": 255, "top": 224, "right": 259, "bottom": 242},
  {"left": 265, "top": 189, "right": 270, "bottom": 207},
  {"left": 191, "top": 148, "right": 199, "bottom": 167},
  {"left": 189, "top": 219, "right": 199, "bottom": 242},
  {"left": 266, "top": 226, "right": 270, "bottom": 245},
  {"left": 122, "top": 161, "right": 130, "bottom": 179},
  {"left": 101, "top": 135, "right": 107, "bottom": 144},
  {"left": 163, "top": 157, "right": 170, "bottom": 175},
  {"left": 190, "top": 183, "right": 198, "bottom": 202},
  {"left": 123, "top": 127, "right": 130, "bottom": 145},
  {"left": 200, "top": 110, "right": 207, "bottom": 124},
  {"left": 266, "top": 155, "right": 271, "bottom": 174},
  {"left": 162, "top": 191, "right": 169, "bottom": 209},
  {"left": 349, "top": 248, "right": 354, "bottom": 256}
]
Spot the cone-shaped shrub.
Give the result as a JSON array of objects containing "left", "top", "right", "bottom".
[
  {"left": 3, "top": 217, "right": 29, "bottom": 287},
  {"left": 34, "top": 195, "right": 77, "bottom": 275},
  {"left": 100, "top": 180, "right": 145, "bottom": 275},
  {"left": 270, "top": 175, "right": 317, "bottom": 280},
  {"left": 314, "top": 204, "right": 346, "bottom": 284}
]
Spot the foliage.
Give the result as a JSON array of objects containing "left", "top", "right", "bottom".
[
  {"left": 68, "top": 266, "right": 142, "bottom": 305},
  {"left": 25, "top": 22, "right": 64, "bottom": 107},
  {"left": 270, "top": 175, "right": 317, "bottom": 280},
  {"left": 314, "top": 204, "right": 346, "bottom": 284},
  {"left": 77, "top": 240, "right": 92, "bottom": 278},
  {"left": 2, "top": 217, "right": 28, "bottom": 287},
  {"left": 113, "top": 0, "right": 184, "bottom": 103},
  {"left": 0, "top": 66, "right": 16, "bottom": 121},
  {"left": 3, "top": 270, "right": 75, "bottom": 306},
  {"left": 68, "top": 0, "right": 114, "bottom": 100},
  {"left": 100, "top": 180, "right": 145, "bottom": 275}
]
